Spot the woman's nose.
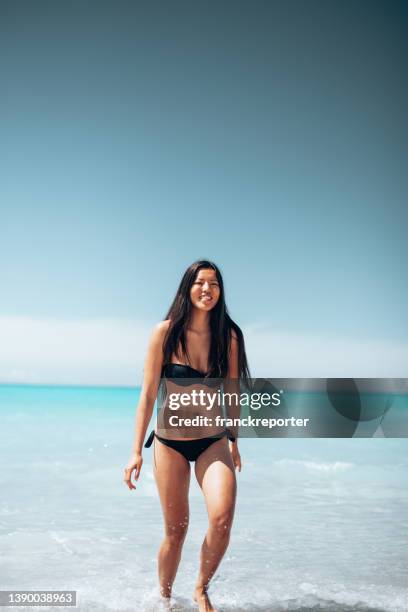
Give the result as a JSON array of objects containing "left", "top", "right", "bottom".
[{"left": 202, "top": 281, "right": 210, "bottom": 291}]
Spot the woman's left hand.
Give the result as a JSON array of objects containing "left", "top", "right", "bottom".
[{"left": 229, "top": 442, "right": 242, "bottom": 472}]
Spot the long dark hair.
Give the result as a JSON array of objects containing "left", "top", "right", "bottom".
[{"left": 163, "top": 260, "right": 250, "bottom": 383}]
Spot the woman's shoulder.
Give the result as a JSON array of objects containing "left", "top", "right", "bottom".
[
  {"left": 151, "top": 319, "right": 171, "bottom": 338},
  {"left": 147, "top": 321, "right": 171, "bottom": 352}
]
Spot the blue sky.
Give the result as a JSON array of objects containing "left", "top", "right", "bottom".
[{"left": 1, "top": 1, "right": 407, "bottom": 384}]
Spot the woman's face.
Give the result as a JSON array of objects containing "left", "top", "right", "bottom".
[{"left": 189, "top": 268, "right": 220, "bottom": 312}]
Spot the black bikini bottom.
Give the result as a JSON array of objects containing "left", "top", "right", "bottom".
[{"left": 144, "top": 429, "right": 233, "bottom": 462}]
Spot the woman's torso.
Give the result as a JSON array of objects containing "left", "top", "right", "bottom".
[{"left": 155, "top": 330, "right": 226, "bottom": 440}]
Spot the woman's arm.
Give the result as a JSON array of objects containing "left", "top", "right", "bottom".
[
  {"left": 227, "top": 330, "right": 242, "bottom": 471},
  {"left": 124, "top": 321, "right": 169, "bottom": 490},
  {"left": 228, "top": 330, "right": 239, "bottom": 378},
  {"left": 132, "top": 320, "right": 169, "bottom": 453}
]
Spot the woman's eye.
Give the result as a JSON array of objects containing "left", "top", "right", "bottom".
[{"left": 194, "top": 280, "right": 218, "bottom": 287}]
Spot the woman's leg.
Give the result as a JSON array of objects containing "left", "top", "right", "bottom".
[
  {"left": 193, "top": 437, "right": 237, "bottom": 609},
  {"left": 153, "top": 437, "right": 191, "bottom": 598}
]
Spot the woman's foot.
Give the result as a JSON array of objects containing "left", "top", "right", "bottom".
[
  {"left": 159, "top": 585, "right": 173, "bottom": 610},
  {"left": 193, "top": 585, "right": 218, "bottom": 612},
  {"left": 159, "top": 594, "right": 173, "bottom": 611}
]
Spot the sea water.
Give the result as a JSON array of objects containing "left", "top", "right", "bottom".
[{"left": 1, "top": 385, "right": 407, "bottom": 612}]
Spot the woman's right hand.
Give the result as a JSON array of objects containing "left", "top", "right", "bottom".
[{"left": 123, "top": 452, "right": 143, "bottom": 490}]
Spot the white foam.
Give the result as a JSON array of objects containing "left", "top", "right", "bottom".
[{"left": 274, "top": 458, "right": 354, "bottom": 472}]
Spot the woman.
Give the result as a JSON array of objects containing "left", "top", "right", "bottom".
[{"left": 124, "top": 260, "right": 250, "bottom": 611}]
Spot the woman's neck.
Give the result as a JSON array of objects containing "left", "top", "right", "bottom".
[{"left": 188, "top": 309, "right": 210, "bottom": 334}]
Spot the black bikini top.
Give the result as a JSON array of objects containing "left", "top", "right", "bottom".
[
  {"left": 161, "top": 363, "right": 219, "bottom": 387},
  {"left": 162, "top": 363, "right": 209, "bottom": 378}
]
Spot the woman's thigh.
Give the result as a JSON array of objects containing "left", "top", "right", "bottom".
[
  {"left": 194, "top": 438, "right": 237, "bottom": 522},
  {"left": 153, "top": 437, "right": 191, "bottom": 532}
]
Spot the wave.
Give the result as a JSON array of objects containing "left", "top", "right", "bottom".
[
  {"left": 66, "top": 592, "right": 401, "bottom": 612},
  {"left": 274, "top": 459, "right": 354, "bottom": 472}
]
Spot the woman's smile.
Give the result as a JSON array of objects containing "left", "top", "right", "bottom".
[{"left": 200, "top": 294, "right": 212, "bottom": 303}]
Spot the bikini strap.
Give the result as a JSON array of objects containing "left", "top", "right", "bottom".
[
  {"left": 144, "top": 429, "right": 155, "bottom": 448},
  {"left": 226, "top": 429, "right": 236, "bottom": 442}
]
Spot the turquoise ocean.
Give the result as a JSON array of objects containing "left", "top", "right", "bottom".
[{"left": 1, "top": 384, "right": 407, "bottom": 612}]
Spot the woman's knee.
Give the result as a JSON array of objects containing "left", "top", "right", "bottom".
[
  {"left": 164, "top": 520, "right": 189, "bottom": 546},
  {"left": 209, "top": 508, "right": 234, "bottom": 536}
]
